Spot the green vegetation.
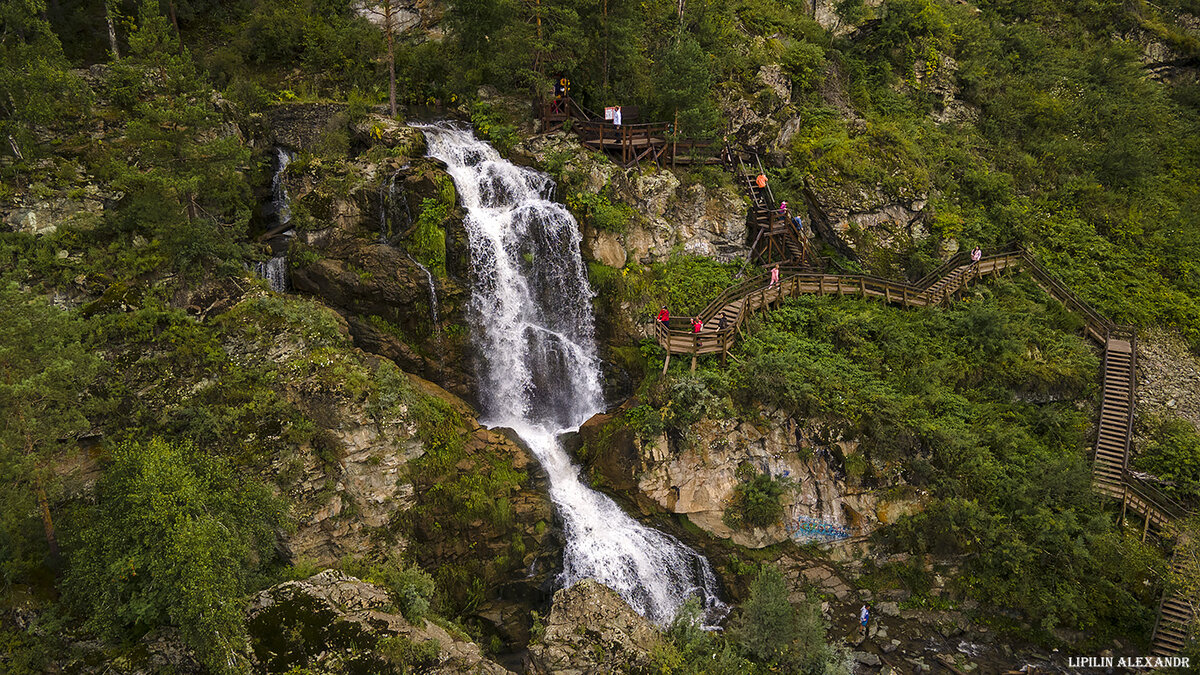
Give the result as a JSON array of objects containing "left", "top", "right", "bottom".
[
  {"left": 649, "top": 566, "right": 850, "bottom": 674},
  {"left": 65, "top": 438, "right": 286, "bottom": 672},
  {"left": 4, "top": 0, "right": 1200, "bottom": 666},
  {"left": 651, "top": 256, "right": 743, "bottom": 316},
  {"left": 1136, "top": 416, "right": 1200, "bottom": 506}
]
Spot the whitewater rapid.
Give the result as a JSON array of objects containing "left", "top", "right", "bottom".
[{"left": 415, "top": 122, "right": 724, "bottom": 625}]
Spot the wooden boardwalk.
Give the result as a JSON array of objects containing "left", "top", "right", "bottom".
[{"left": 655, "top": 245, "right": 1194, "bottom": 653}]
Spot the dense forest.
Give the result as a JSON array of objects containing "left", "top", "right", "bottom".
[{"left": 3, "top": 0, "right": 1200, "bottom": 673}]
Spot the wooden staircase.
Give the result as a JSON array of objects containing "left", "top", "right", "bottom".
[
  {"left": 1094, "top": 335, "right": 1135, "bottom": 499},
  {"left": 917, "top": 263, "right": 975, "bottom": 306},
  {"left": 654, "top": 246, "right": 1196, "bottom": 652},
  {"left": 1153, "top": 545, "right": 1195, "bottom": 656}
]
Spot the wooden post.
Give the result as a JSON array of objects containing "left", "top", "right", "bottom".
[
  {"left": 885, "top": 286, "right": 892, "bottom": 304},
  {"left": 662, "top": 351, "right": 671, "bottom": 375},
  {"left": 673, "top": 110, "right": 678, "bottom": 170},
  {"left": 860, "top": 278, "right": 865, "bottom": 297},
  {"left": 1143, "top": 506, "right": 1152, "bottom": 542},
  {"left": 1120, "top": 488, "right": 1129, "bottom": 527}
]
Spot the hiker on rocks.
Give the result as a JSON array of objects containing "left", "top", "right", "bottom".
[
  {"left": 657, "top": 305, "right": 670, "bottom": 327},
  {"left": 971, "top": 245, "right": 982, "bottom": 263},
  {"left": 770, "top": 264, "right": 780, "bottom": 288},
  {"left": 860, "top": 602, "right": 871, "bottom": 636}
]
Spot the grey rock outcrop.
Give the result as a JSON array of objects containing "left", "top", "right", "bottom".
[
  {"left": 1137, "top": 327, "right": 1200, "bottom": 432},
  {"left": 528, "top": 579, "right": 662, "bottom": 674},
  {"left": 247, "top": 570, "right": 513, "bottom": 674}
]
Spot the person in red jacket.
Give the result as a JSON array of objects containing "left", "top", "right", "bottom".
[
  {"left": 692, "top": 317, "right": 703, "bottom": 333},
  {"left": 658, "top": 306, "right": 670, "bottom": 326}
]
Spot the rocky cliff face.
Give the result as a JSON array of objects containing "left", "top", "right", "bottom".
[
  {"left": 579, "top": 407, "right": 926, "bottom": 549},
  {"left": 275, "top": 114, "right": 478, "bottom": 400},
  {"left": 513, "top": 133, "right": 749, "bottom": 267}
]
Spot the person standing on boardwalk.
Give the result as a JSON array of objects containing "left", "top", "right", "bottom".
[
  {"left": 971, "top": 245, "right": 982, "bottom": 263},
  {"left": 778, "top": 200, "right": 788, "bottom": 215},
  {"left": 692, "top": 316, "right": 702, "bottom": 333},
  {"left": 657, "top": 305, "right": 670, "bottom": 326},
  {"left": 769, "top": 264, "right": 780, "bottom": 288},
  {"left": 613, "top": 106, "right": 622, "bottom": 127}
]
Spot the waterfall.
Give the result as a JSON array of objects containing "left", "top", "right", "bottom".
[
  {"left": 378, "top": 167, "right": 408, "bottom": 243},
  {"left": 415, "top": 121, "right": 725, "bottom": 626},
  {"left": 254, "top": 255, "right": 289, "bottom": 293},
  {"left": 271, "top": 147, "right": 294, "bottom": 227},
  {"left": 406, "top": 254, "right": 440, "bottom": 334}
]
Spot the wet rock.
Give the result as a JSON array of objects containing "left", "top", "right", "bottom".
[{"left": 528, "top": 579, "right": 662, "bottom": 674}]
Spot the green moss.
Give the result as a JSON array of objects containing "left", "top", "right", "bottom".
[{"left": 411, "top": 197, "right": 448, "bottom": 277}]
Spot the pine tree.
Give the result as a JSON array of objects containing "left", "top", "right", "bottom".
[
  {"left": 0, "top": 0, "right": 86, "bottom": 160},
  {"left": 0, "top": 283, "right": 98, "bottom": 563}
]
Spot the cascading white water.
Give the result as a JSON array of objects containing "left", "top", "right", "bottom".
[
  {"left": 271, "top": 148, "right": 294, "bottom": 226},
  {"left": 255, "top": 255, "right": 289, "bottom": 292},
  {"left": 415, "top": 121, "right": 725, "bottom": 626}
]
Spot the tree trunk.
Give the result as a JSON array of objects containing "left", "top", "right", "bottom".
[
  {"left": 24, "top": 430, "right": 59, "bottom": 559},
  {"left": 35, "top": 478, "right": 59, "bottom": 559},
  {"left": 105, "top": 0, "right": 120, "bottom": 61},
  {"left": 386, "top": 12, "right": 397, "bottom": 116},
  {"left": 602, "top": 0, "right": 609, "bottom": 93}
]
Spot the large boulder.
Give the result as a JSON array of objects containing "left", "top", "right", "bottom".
[
  {"left": 528, "top": 579, "right": 662, "bottom": 674},
  {"left": 247, "top": 570, "right": 513, "bottom": 674}
]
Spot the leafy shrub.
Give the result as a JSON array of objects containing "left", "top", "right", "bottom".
[
  {"left": 652, "top": 255, "right": 742, "bottom": 316},
  {"left": 64, "top": 438, "right": 285, "bottom": 672},
  {"left": 1135, "top": 416, "right": 1200, "bottom": 506},
  {"left": 724, "top": 466, "right": 790, "bottom": 530}
]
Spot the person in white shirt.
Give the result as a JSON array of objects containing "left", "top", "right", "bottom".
[{"left": 613, "top": 106, "right": 622, "bottom": 127}]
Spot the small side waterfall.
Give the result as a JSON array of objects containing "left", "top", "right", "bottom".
[
  {"left": 378, "top": 167, "right": 409, "bottom": 243},
  {"left": 406, "top": 254, "right": 440, "bottom": 334},
  {"left": 415, "top": 122, "right": 725, "bottom": 626},
  {"left": 270, "top": 147, "right": 294, "bottom": 227},
  {"left": 254, "top": 255, "right": 289, "bottom": 292}
]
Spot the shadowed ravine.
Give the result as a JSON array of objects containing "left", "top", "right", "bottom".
[{"left": 414, "top": 121, "right": 725, "bottom": 626}]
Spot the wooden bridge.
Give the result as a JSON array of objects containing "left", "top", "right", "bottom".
[{"left": 654, "top": 245, "right": 1194, "bottom": 654}]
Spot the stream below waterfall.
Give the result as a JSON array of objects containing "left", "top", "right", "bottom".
[{"left": 414, "top": 121, "right": 725, "bottom": 626}]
